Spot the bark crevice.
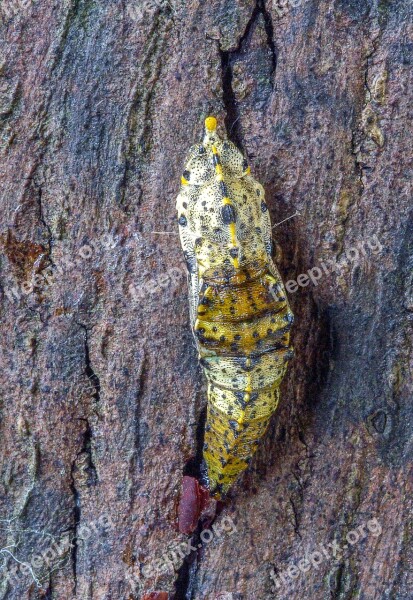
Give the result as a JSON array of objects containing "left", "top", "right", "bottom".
[
  {"left": 261, "top": 0, "right": 277, "bottom": 76},
  {"left": 80, "top": 325, "right": 101, "bottom": 408},
  {"left": 219, "top": 0, "right": 277, "bottom": 149},
  {"left": 219, "top": 0, "right": 260, "bottom": 148},
  {"left": 68, "top": 462, "right": 81, "bottom": 594},
  {"left": 36, "top": 186, "right": 54, "bottom": 266}
]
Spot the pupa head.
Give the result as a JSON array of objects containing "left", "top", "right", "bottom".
[{"left": 180, "top": 117, "right": 250, "bottom": 188}]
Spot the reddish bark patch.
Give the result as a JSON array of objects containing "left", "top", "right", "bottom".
[
  {"left": 142, "top": 593, "right": 169, "bottom": 600},
  {"left": 2, "top": 229, "right": 46, "bottom": 280}
]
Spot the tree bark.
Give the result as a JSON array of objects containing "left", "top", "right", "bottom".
[{"left": 0, "top": 1, "right": 412, "bottom": 599}]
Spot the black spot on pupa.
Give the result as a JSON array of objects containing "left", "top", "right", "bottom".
[
  {"left": 285, "top": 313, "right": 294, "bottom": 325},
  {"left": 182, "top": 202, "right": 187, "bottom": 209},
  {"left": 235, "top": 392, "right": 248, "bottom": 410},
  {"left": 220, "top": 180, "right": 229, "bottom": 197},
  {"left": 256, "top": 188, "right": 261, "bottom": 196},
  {"left": 178, "top": 215, "right": 187, "bottom": 226},
  {"left": 198, "top": 145, "right": 206, "bottom": 154},
  {"left": 242, "top": 158, "right": 249, "bottom": 171},
  {"left": 229, "top": 247, "right": 239, "bottom": 258},
  {"left": 221, "top": 204, "right": 236, "bottom": 224},
  {"left": 284, "top": 349, "right": 294, "bottom": 361},
  {"left": 183, "top": 170, "right": 190, "bottom": 181},
  {"left": 261, "top": 200, "right": 268, "bottom": 212},
  {"left": 195, "top": 237, "right": 203, "bottom": 247}
]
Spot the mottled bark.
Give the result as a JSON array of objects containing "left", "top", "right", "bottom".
[{"left": 0, "top": 1, "right": 411, "bottom": 599}]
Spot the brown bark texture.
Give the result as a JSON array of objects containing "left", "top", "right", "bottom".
[{"left": 0, "top": 0, "right": 412, "bottom": 599}]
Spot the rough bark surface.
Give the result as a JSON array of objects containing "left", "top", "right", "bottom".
[{"left": 0, "top": 1, "right": 412, "bottom": 599}]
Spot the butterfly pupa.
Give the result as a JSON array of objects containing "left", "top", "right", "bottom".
[{"left": 176, "top": 116, "right": 294, "bottom": 499}]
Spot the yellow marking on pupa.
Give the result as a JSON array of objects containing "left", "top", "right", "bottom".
[{"left": 205, "top": 116, "right": 217, "bottom": 132}]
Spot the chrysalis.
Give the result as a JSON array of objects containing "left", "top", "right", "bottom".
[{"left": 176, "top": 117, "right": 294, "bottom": 499}]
